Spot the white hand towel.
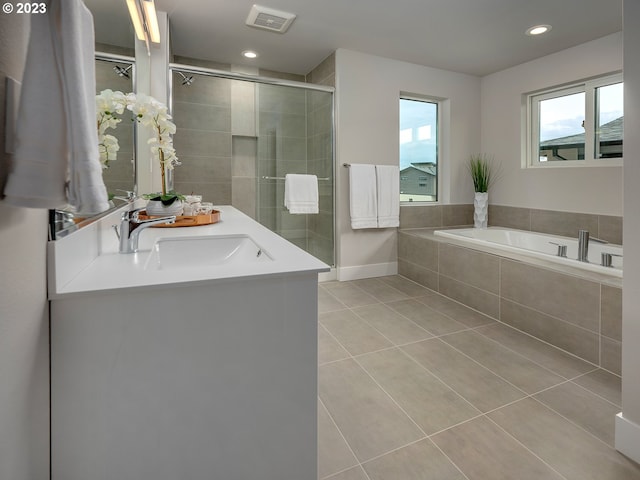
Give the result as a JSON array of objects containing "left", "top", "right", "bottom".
[
  {"left": 375, "top": 165, "right": 400, "bottom": 228},
  {"left": 3, "top": 0, "right": 110, "bottom": 215},
  {"left": 349, "top": 164, "right": 378, "bottom": 229},
  {"left": 284, "top": 174, "right": 319, "bottom": 214}
]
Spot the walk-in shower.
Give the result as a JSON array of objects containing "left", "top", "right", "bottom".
[{"left": 168, "top": 64, "right": 335, "bottom": 266}]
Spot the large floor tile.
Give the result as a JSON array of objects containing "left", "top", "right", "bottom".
[
  {"left": 534, "top": 382, "right": 619, "bottom": 446},
  {"left": 319, "top": 359, "right": 424, "bottom": 462},
  {"left": 572, "top": 369, "right": 622, "bottom": 407},
  {"left": 475, "top": 323, "right": 594, "bottom": 379},
  {"left": 489, "top": 398, "right": 640, "bottom": 480},
  {"left": 351, "top": 304, "right": 432, "bottom": 345},
  {"left": 362, "top": 439, "right": 466, "bottom": 480},
  {"left": 317, "top": 277, "right": 632, "bottom": 480},
  {"left": 440, "top": 330, "right": 565, "bottom": 394},
  {"left": 386, "top": 299, "right": 469, "bottom": 336},
  {"left": 319, "top": 286, "right": 348, "bottom": 313},
  {"left": 357, "top": 349, "right": 480, "bottom": 435},
  {"left": 324, "top": 466, "right": 369, "bottom": 480},
  {"left": 402, "top": 339, "right": 525, "bottom": 412},
  {"left": 322, "top": 282, "right": 379, "bottom": 308},
  {"left": 319, "top": 325, "right": 350, "bottom": 365},
  {"left": 378, "top": 275, "right": 433, "bottom": 297},
  {"left": 415, "top": 293, "right": 495, "bottom": 328},
  {"left": 432, "top": 416, "right": 565, "bottom": 480},
  {"left": 320, "top": 309, "right": 392, "bottom": 356},
  {"left": 350, "top": 278, "right": 411, "bottom": 303},
  {"left": 318, "top": 401, "right": 358, "bottom": 479}
]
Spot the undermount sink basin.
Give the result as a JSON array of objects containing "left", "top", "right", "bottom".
[{"left": 145, "top": 234, "right": 272, "bottom": 271}]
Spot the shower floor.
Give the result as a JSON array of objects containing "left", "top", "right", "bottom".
[{"left": 318, "top": 276, "right": 638, "bottom": 480}]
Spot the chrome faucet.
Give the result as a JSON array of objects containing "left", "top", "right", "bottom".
[
  {"left": 115, "top": 207, "right": 176, "bottom": 254},
  {"left": 577, "top": 230, "right": 608, "bottom": 262}
]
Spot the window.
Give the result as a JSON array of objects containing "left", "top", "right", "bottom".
[
  {"left": 526, "top": 73, "right": 623, "bottom": 167},
  {"left": 399, "top": 97, "right": 439, "bottom": 202}
]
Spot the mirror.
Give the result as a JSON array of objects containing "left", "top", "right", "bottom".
[
  {"left": 50, "top": 4, "right": 137, "bottom": 239},
  {"left": 95, "top": 54, "right": 136, "bottom": 197}
]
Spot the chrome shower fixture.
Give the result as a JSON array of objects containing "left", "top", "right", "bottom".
[
  {"left": 176, "top": 71, "right": 194, "bottom": 86},
  {"left": 113, "top": 64, "right": 133, "bottom": 78}
]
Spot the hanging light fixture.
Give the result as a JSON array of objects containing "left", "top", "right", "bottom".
[{"left": 126, "top": 0, "right": 161, "bottom": 45}]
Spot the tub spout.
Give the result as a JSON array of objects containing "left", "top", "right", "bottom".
[{"left": 577, "top": 230, "right": 608, "bottom": 262}]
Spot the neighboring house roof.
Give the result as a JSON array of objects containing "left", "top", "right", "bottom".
[
  {"left": 540, "top": 116, "right": 623, "bottom": 148},
  {"left": 401, "top": 163, "right": 437, "bottom": 176}
]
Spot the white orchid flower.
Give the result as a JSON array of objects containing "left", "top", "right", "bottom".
[{"left": 97, "top": 91, "right": 181, "bottom": 195}]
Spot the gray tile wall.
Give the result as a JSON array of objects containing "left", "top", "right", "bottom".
[
  {"left": 397, "top": 231, "right": 622, "bottom": 375},
  {"left": 172, "top": 72, "right": 233, "bottom": 205},
  {"left": 400, "top": 204, "right": 622, "bottom": 245},
  {"left": 489, "top": 205, "right": 623, "bottom": 245},
  {"left": 399, "top": 204, "right": 473, "bottom": 229}
]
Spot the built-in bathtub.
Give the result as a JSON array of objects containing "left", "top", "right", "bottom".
[
  {"left": 434, "top": 227, "right": 622, "bottom": 278},
  {"left": 398, "top": 227, "right": 622, "bottom": 375}
]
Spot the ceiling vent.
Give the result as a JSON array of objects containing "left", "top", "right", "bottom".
[{"left": 246, "top": 4, "right": 296, "bottom": 34}]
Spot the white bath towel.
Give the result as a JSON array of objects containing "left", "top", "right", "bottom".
[
  {"left": 284, "top": 174, "right": 319, "bottom": 214},
  {"left": 375, "top": 165, "right": 400, "bottom": 228},
  {"left": 3, "top": 0, "right": 109, "bottom": 215},
  {"left": 349, "top": 164, "right": 378, "bottom": 229}
]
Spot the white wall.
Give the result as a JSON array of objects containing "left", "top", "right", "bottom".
[
  {"left": 334, "top": 49, "right": 481, "bottom": 278},
  {"left": 480, "top": 33, "right": 623, "bottom": 216},
  {"left": 0, "top": 13, "right": 50, "bottom": 480},
  {"left": 617, "top": 1, "right": 640, "bottom": 463}
]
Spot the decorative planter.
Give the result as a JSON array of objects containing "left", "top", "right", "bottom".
[
  {"left": 473, "top": 192, "right": 488, "bottom": 228},
  {"left": 145, "top": 199, "right": 183, "bottom": 216}
]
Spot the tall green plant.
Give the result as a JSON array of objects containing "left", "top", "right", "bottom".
[{"left": 468, "top": 154, "right": 495, "bottom": 193}]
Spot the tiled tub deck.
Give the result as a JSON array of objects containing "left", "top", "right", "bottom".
[{"left": 398, "top": 228, "right": 622, "bottom": 375}]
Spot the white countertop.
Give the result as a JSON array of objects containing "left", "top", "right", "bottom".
[{"left": 49, "top": 205, "right": 330, "bottom": 299}]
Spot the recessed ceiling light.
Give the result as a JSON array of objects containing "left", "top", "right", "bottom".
[
  {"left": 526, "top": 24, "right": 552, "bottom": 36},
  {"left": 242, "top": 50, "right": 258, "bottom": 59}
]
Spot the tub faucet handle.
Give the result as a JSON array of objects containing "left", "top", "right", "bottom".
[
  {"left": 549, "top": 242, "right": 567, "bottom": 258},
  {"left": 601, "top": 252, "right": 623, "bottom": 267}
]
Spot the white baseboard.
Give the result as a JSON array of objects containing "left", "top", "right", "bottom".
[
  {"left": 337, "top": 262, "right": 397, "bottom": 281},
  {"left": 318, "top": 268, "right": 337, "bottom": 283},
  {"left": 615, "top": 412, "right": 640, "bottom": 463}
]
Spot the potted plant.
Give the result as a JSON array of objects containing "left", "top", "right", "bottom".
[
  {"left": 94, "top": 91, "right": 183, "bottom": 215},
  {"left": 127, "top": 93, "right": 183, "bottom": 215},
  {"left": 468, "top": 154, "right": 497, "bottom": 228}
]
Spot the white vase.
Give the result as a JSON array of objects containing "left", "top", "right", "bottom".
[
  {"left": 473, "top": 192, "right": 488, "bottom": 228},
  {"left": 146, "top": 199, "right": 183, "bottom": 216}
]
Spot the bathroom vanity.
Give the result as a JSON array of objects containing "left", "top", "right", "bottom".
[{"left": 48, "top": 205, "right": 329, "bottom": 480}]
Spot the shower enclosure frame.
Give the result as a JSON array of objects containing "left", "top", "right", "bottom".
[{"left": 167, "top": 62, "right": 336, "bottom": 267}]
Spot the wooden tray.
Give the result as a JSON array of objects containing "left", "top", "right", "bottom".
[{"left": 138, "top": 210, "right": 220, "bottom": 228}]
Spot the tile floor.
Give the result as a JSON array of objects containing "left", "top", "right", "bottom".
[{"left": 317, "top": 275, "right": 640, "bottom": 480}]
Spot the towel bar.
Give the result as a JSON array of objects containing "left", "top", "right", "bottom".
[{"left": 261, "top": 176, "right": 331, "bottom": 181}]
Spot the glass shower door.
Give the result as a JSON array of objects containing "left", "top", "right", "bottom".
[
  {"left": 170, "top": 66, "right": 334, "bottom": 266},
  {"left": 256, "top": 84, "right": 334, "bottom": 266}
]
